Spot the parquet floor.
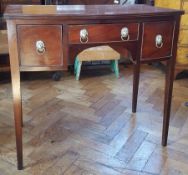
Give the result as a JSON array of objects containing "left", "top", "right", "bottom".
[{"left": 0, "top": 64, "right": 188, "bottom": 175}]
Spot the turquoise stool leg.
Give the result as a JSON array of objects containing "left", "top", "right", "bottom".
[
  {"left": 111, "top": 60, "right": 119, "bottom": 78},
  {"left": 76, "top": 60, "right": 82, "bottom": 80},
  {"left": 114, "top": 60, "right": 119, "bottom": 78},
  {"left": 74, "top": 57, "right": 78, "bottom": 75},
  {"left": 110, "top": 60, "right": 115, "bottom": 72}
]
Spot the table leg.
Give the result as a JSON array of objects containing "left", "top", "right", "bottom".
[
  {"left": 132, "top": 62, "right": 140, "bottom": 113},
  {"left": 162, "top": 59, "right": 175, "bottom": 146},
  {"left": 11, "top": 71, "right": 23, "bottom": 170},
  {"left": 7, "top": 20, "right": 23, "bottom": 170}
]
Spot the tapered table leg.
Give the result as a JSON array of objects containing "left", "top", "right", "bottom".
[
  {"left": 132, "top": 22, "right": 142, "bottom": 114},
  {"left": 161, "top": 16, "right": 180, "bottom": 146},
  {"left": 11, "top": 74, "right": 23, "bottom": 170},
  {"left": 132, "top": 62, "right": 140, "bottom": 113},
  {"left": 7, "top": 21, "right": 23, "bottom": 170},
  {"left": 162, "top": 59, "right": 175, "bottom": 146}
]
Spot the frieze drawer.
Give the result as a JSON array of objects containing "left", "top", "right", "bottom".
[
  {"left": 141, "top": 21, "right": 175, "bottom": 61},
  {"left": 17, "top": 25, "right": 63, "bottom": 67},
  {"left": 68, "top": 23, "right": 139, "bottom": 44}
]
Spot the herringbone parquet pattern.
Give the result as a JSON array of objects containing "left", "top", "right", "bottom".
[{"left": 0, "top": 64, "right": 188, "bottom": 175}]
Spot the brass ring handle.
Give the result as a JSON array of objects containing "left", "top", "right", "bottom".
[
  {"left": 80, "top": 29, "right": 88, "bottom": 44},
  {"left": 36, "top": 40, "right": 46, "bottom": 54},
  {"left": 155, "top": 34, "right": 163, "bottom": 48},
  {"left": 121, "top": 27, "right": 130, "bottom": 41}
]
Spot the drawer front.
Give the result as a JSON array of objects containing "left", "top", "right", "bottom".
[
  {"left": 179, "top": 29, "right": 188, "bottom": 45},
  {"left": 68, "top": 23, "right": 139, "bottom": 44},
  {"left": 17, "top": 25, "right": 63, "bottom": 66},
  {"left": 141, "top": 21, "right": 175, "bottom": 60},
  {"left": 176, "top": 47, "right": 188, "bottom": 64}
]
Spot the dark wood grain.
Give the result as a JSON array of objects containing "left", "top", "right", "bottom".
[
  {"left": 68, "top": 23, "right": 139, "bottom": 44},
  {"left": 7, "top": 20, "right": 23, "bottom": 170},
  {"left": 141, "top": 21, "right": 175, "bottom": 60},
  {"left": 0, "top": 0, "right": 42, "bottom": 29},
  {"left": 17, "top": 25, "right": 63, "bottom": 67},
  {"left": 162, "top": 16, "right": 181, "bottom": 146},
  {"left": 4, "top": 5, "right": 183, "bottom": 20},
  {"left": 132, "top": 23, "right": 143, "bottom": 113},
  {"left": 4, "top": 4, "right": 184, "bottom": 170}
]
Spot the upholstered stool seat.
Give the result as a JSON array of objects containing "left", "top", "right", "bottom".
[{"left": 74, "top": 45, "right": 120, "bottom": 80}]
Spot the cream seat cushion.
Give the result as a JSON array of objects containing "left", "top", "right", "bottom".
[{"left": 77, "top": 45, "right": 120, "bottom": 61}]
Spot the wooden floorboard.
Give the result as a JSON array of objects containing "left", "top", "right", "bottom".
[{"left": 0, "top": 64, "right": 188, "bottom": 175}]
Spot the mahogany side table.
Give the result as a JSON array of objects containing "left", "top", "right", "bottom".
[{"left": 4, "top": 4, "right": 184, "bottom": 170}]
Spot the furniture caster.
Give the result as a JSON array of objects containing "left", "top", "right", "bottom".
[{"left": 52, "top": 71, "right": 62, "bottom": 81}]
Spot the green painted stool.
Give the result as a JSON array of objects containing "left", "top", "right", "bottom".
[{"left": 74, "top": 45, "right": 120, "bottom": 80}]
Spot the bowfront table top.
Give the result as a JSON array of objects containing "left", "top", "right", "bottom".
[
  {"left": 4, "top": 4, "right": 183, "bottom": 18},
  {"left": 4, "top": 4, "right": 184, "bottom": 170}
]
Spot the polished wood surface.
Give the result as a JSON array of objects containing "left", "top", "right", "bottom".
[
  {"left": 141, "top": 21, "right": 174, "bottom": 60},
  {"left": 17, "top": 25, "right": 63, "bottom": 66},
  {"left": 6, "top": 20, "right": 23, "bottom": 170},
  {"left": 0, "top": 1, "right": 42, "bottom": 75},
  {"left": 4, "top": 4, "right": 183, "bottom": 170},
  {"left": 162, "top": 15, "right": 181, "bottom": 146},
  {"left": 69, "top": 23, "right": 139, "bottom": 44},
  {"left": 0, "top": 0, "right": 41, "bottom": 13},
  {"left": 4, "top": 5, "right": 183, "bottom": 18},
  {"left": 0, "top": 0, "right": 41, "bottom": 30}
]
